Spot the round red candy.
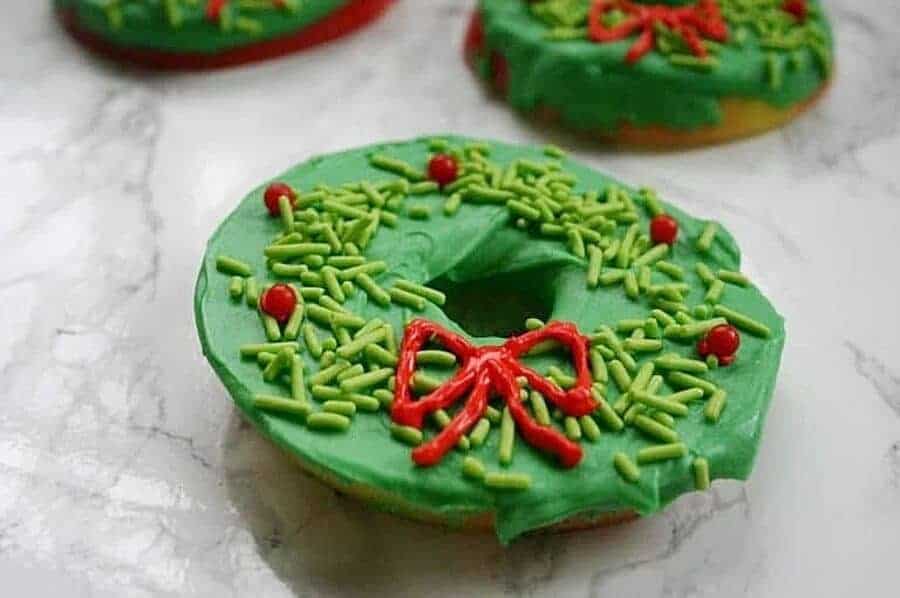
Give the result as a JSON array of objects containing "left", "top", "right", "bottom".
[
  {"left": 263, "top": 182, "right": 297, "bottom": 217},
  {"left": 782, "top": 0, "right": 807, "bottom": 21},
  {"left": 427, "top": 154, "right": 459, "bottom": 187},
  {"left": 697, "top": 324, "right": 741, "bottom": 365},
  {"left": 649, "top": 214, "right": 679, "bottom": 245},
  {"left": 260, "top": 284, "right": 297, "bottom": 324}
]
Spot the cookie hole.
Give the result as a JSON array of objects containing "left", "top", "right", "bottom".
[{"left": 430, "top": 268, "right": 557, "bottom": 339}]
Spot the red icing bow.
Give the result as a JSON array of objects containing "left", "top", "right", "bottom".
[
  {"left": 392, "top": 320, "right": 600, "bottom": 468},
  {"left": 588, "top": 0, "right": 729, "bottom": 64}
]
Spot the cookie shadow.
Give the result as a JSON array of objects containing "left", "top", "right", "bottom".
[{"left": 222, "top": 410, "right": 754, "bottom": 597}]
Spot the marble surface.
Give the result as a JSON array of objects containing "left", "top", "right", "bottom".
[{"left": 1, "top": 1, "right": 898, "bottom": 596}]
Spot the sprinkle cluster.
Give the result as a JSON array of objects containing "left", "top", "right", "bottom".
[
  {"left": 215, "top": 138, "right": 774, "bottom": 492},
  {"left": 530, "top": 0, "right": 831, "bottom": 80},
  {"left": 100, "top": 0, "right": 301, "bottom": 33}
]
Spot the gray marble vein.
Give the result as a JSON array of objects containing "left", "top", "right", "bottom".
[{"left": 2, "top": 1, "right": 899, "bottom": 596}]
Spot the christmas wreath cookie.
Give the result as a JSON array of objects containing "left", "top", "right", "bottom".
[
  {"left": 465, "top": 0, "right": 833, "bottom": 146},
  {"left": 195, "top": 135, "right": 785, "bottom": 543},
  {"left": 54, "top": 0, "right": 395, "bottom": 69}
]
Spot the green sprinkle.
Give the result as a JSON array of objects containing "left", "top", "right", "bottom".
[
  {"left": 705, "top": 279, "right": 725, "bottom": 304},
  {"left": 302, "top": 324, "right": 323, "bottom": 358},
  {"left": 563, "top": 416, "right": 581, "bottom": 440},
  {"left": 613, "top": 453, "right": 640, "bottom": 483},
  {"left": 718, "top": 270, "right": 750, "bottom": 287},
  {"left": 309, "top": 361, "right": 350, "bottom": 386},
  {"left": 622, "top": 270, "right": 638, "bottom": 300},
  {"left": 633, "top": 414, "right": 680, "bottom": 443},
  {"left": 444, "top": 192, "right": 463, "bottom": 215},
  {"left": 388, "top": 287, "right": 426, "bottom": 310},
  {"left": 594, "top": 395, "right": 624, "bottom": 432},
  {"left": 713, "top": 304, "right": 772, "bottom": 338},
  {"left": 353, "top": 273, "right": 389, "bottom": 307},
  {"left": 264, "top": 243, "right": 331, "bottom": 260},
  {"left": 462, "top": 456, "right": 486, "bottom": 480},
  {"left": 586, "top": 245, "right": 604, "bottom": 288},
  {"left": 228, "top": 276, "right": 244, "bottom": 300},
  {"left": 669, "top": 54, "right": 719, "bottom": 70},
  {"left": 654, "top": 355, "right": 709, "bottom": 374},
  {"left": 409, "top": 181, "right": 439, "bottom": 195},
  {"left": 466, "top": 185, "right": 514, "bottom": 204},
  {"left": 667, "top": 388, "right": 704, "bottom": 404},
  {"left": 498, "top": 407, "right": 515, "bottom": 466},
  {"left": 484, "top": 472, "right": 531, "bottom": 491},
  {"left": 395, "top": 279, "right": 446, "bottom": 306},
  {"left": 633, "top": 243, "right": 669, "bottom": 268},
  {"left": 624, "top": 338, "right": 663, "bottom": 353},
  {"left": 240, "top": 342, "right": 298, "bottom": 358},
  {"left": 299, "top": 287, "right": 324, "bottom": 302},
  {"left": 321, "top": 267, "right": 345, "bottom": 304},
  {"left": 529, "top": 391, "right": 551, "bottom": 426},
  {"left": 336, "top": 327, "right": 386, "bottom": 360},
  {"left": 306, "top": 412, "right": 351, "bottom": 432},
  {"left": 407, "top": 204, "right": 431, "bottom": 220},
  {"left": 364, "top": 343, "right": 398, "bottom": 367},
  {"left": 271, "top": 263, "right": 307, "bottom": 278},
  {"left": 335, "top": 364, "right": 365, "bottom": 383},
  {"left": 369, "top": 154, "right": 425, "bottom": 181},
  {"left": 599, "top": 269, "right": 626, "bottom": 286},
  {"left": 278, "top": 196, "right": 294, "bottom": 234},
  {"left": 344, "top": 393, "right": 381, "bottom": 413},
  {"left": 383, "top": 322, "right": 397, "bottom": 354},
  {"left": 704, "top": 389, "right": 727, "bottom": 422},
  {"left": 373, "top": 388, "right": 394, "bottom": 408},
  {"left": 636, "top": 443, "right": 687, "bottom": 464},
  {"left": 656, "top": 261, "right": 684, "bottom": 280},
  {"left": 543, "top": 144, "right": 566, "bottom": 158},
  {"left": 696, "top": 222, "right": 718, "bottom": 253},
  {"left": 283, "top": 300, "right": 304, "bottom": 341},
  {"left": 290, "top": 356, "right": 307, "bottom": 402},
  {"left": 244, "top": 277, "right": 259, "bottom": 307},
  {"left": 580, "top": 415, "right": 601, "bottom": 441},
  {"left": 339, "top": 368, "right": 393, "bottom": 393},
  {"left": 630, "top": 390, "right": 689, "bottom": 417},
  {"left": 693, "top": 457, "right": 711, "bottom": 490},
  {"left": 311, "top": 384, "right": 343, "bottom": 402},
  {"left": 323, "top": 400, "right": 357, "bottom": 417},
  {"left": 412, "top": 372, "right": 443, "bottom": 394},
  {"left": 390, "top": 423, "right": 423, "bottom": 446},
  {"left": 668, "top": 372, "right": 718, "bottom": 397},
  {"left": 416, "top": 350, "right": 457, "bottom": 367},
  {"left": 254, "top": 395, "right": 312, "bottom": 418},
  {"left": 608, "top": 360, "right": 632, "bottom": 392},
  {"left": 706, "top": 354, "right": 719, "bottom": 369},
  {"left": 651, "top": 411, "right": 676, "bottom": 428},
  {"left": 216, "top": 255, "right": 253, "bottom": 277},
  {"left": 589, "top": 350, "right": 608, "bottom": 383},
  {"left": 469, "top": 418, "right": 491, "bottom": 447},
  {"left": 651, "top": 309, "right": 677, "bottom": 327}
]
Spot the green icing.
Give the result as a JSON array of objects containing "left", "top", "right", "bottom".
[
  {"left": 476, "top": 0, "right": 833, "bottom": 131},
  {"left": 195, "top": 135, "right": 785, "bottom": 543},
  {"left": 54, "top": 0, "right": 350, "bottom": 54}
]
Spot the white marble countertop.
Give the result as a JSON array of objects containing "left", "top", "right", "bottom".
[{"left": 2, "top": 1, "right": 899, "bottom": 596}]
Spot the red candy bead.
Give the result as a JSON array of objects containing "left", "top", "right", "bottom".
[
  {"left": 650, "top": 214, "right": 679, "bottom": 245},
  {"left": 697, "top": 324, "right": 741, "bottom": 365},
  {"left": 263, "top": 182, "right": 297, "bottom": 217},
  {"left": 260, "top": 284, "right": 297, "bottom": 324},
  {"left": 427, "top": 154, "right": 459, "bottom": 187},
  {"left": 782, "top": 0, "right": 807, "bottom": 21}
]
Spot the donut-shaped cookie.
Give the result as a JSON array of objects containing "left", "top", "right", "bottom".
[
  {"left": 465, "top": 0, "right": 833, "bottom": 146},
  {"left": 195, "top": 136, "right": 785, "bottom": 543},
  {"left": 54, "top": 0, "right": 395, "bottom": 69}
]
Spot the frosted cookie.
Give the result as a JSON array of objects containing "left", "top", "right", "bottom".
[{"left": 195, "top": 135, "right": 785, "bottom": 543}]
